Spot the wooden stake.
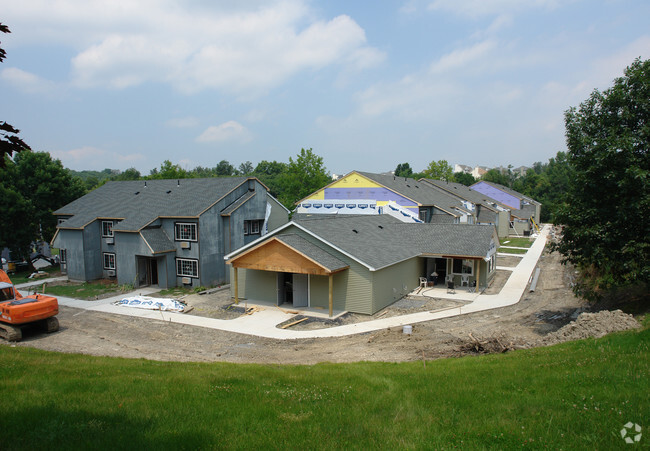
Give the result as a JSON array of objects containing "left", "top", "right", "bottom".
[
  {"left": 234, "top": 267, "right": 239, "bottom": 305},
  {"left": 281, "top": 317, "right": 308, "bottom": 329}
]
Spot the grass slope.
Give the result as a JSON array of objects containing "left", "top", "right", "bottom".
[{"left": 0, "top": 323, "right": 648, "bottom": 449}]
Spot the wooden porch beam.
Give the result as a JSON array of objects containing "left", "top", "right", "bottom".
[{"left": 234, "top": 267, "right": 239, "bottom": 304}]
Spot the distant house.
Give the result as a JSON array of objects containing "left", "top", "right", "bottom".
[
  {"left": 470, "top": 181, "right": 541, "bottom": 235},
  {"left": 296, "top": 171, "right": 475, "bottom": 224},
  {"left": 226, "top": 215, "right": 499, "bottom": 315},
  {"left": 51, "top": 177, "right": 289, "bottom": 288},
  {"left": 420, "top": 179, "right": 511, "bottom": 238}
]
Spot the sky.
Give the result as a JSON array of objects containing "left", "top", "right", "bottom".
[{"left": 1, "top": 0, "right": 649, "bottom": 176}]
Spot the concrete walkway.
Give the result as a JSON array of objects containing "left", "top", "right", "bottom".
[{"left": 53, "top": 225, "right": 550, "bottom": 340}]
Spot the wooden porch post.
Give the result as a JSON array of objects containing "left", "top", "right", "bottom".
[
  {"left": 476, "top": 260, "right": 480, "bottom": 293},
  {"left": 328, "top": 273, "right": 333, "bottom": 318},
  {"left": 234, "top": 267, "right": 239, "bottom": 304}
]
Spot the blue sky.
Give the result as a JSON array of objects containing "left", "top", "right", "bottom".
[{"left": 1, "top": 0, "right": 648, "bottom": 175}]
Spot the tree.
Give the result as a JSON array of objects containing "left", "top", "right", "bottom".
[
  {"left": 422, "top": 160, "right": 453, "bottom": 181},
  {"left": 148, "top": 160, "right": 189, "bottom": 179},
  {"left": 112, "top": 167, "right": 142, "bottom": 181},
  {"left": 215, "top": 160, "right": 236, "bottom": 177},
  {"left": 554, "top": 58, "right": 650, "bottom": 299},
  {"left": 0, "top": 23, "right": 30, "bottom": 166},
  {"left": 0, "top": 151, "right": 86, "bottom": 270},
  {"left": 481, "top": 168, "right": 513, "bottom": 187},
  {"left": 277, "top": 148, "right": 330, "bottom": 209},
  {"left": 394, "top": 163, "right": 413, "bottom": 178},
  {"left": 238, "top": 161, "right": 254, "bottom": 175},
  {"left": 253, "top": 160, "right": 288, "bottom": 198},
  {"left": 452, "top": 172, "right": 476, "bottom": 186}
]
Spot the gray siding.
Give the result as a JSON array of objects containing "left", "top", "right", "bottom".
[
  {"left": 371, "top": 258, "right": 423, "bottom": 312},
  {"left": 266, "top": 194, "right": 290, "bottom": 232}
]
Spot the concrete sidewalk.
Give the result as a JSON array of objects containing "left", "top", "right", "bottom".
[{"left": 56, "top": 225, "right": 550, "bottom": 340}]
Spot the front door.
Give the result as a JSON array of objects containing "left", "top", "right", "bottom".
[
  {"left": 293, "top": 274, "right": 308, "bottom": 307},
  {"left": 149, "top": 259, "right": 158, "bottom": 286}
]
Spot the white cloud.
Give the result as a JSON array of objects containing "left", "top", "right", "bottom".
[
  {"left": 196, "top": 121, "right": 252, "bottom": 144},
  {"left": 2, "top": 0, "right": 383, "bottom": 95},
  {"left": 429, "top": 40, "right": 496, "bottom": 74},
  {"left": 49, "top": 146, "right": 145, "bottom": 170},
  {"left": 0, "top": 67, "right": 58, "bottom": 94}
]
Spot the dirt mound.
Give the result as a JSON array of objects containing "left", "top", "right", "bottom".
[{"left": 538, "top": 309, "right": 640, "bottom": 346}]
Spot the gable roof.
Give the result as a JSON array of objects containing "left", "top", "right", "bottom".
[
  {"left": 355, "top": 171, "right": 472, "bottom": 215},
  {"left": 471, "top": 180, "right": 541, "bottom": 206},
  {"left": 227, "top": 215, "right": 498, "bottom": 272},
  {"left": 54, "top": 177, "right": 255, "bottom": 232},
  {"left": 420, "top": 179, "right": 498, "bottom": 210}
]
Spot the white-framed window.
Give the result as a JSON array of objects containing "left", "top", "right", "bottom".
[
  {"left": 103, "top": 253, "right": 116, "bottom": 270},
  {"left": 175, "top": 223, "right": 197, "bottom": 241},
  {"left": 244, "top": 220, "right": 262, "bottom": 236},
  {"left": 452, "top": 258, "right": 474, "bottom": 275},
  {"left": 176, "top": 258, "right": 198, "bottom": 278},
  {"left": 488, "top": 254, "right": 496, "bottom": 273},
  {"left": 102, "top": 221, "right": 114, "bottom": 237}
]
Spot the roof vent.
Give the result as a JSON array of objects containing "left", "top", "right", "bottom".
[
  {"left": 144, "top": 181, "right": 147, "bottom": 188},
  {"left": 406, "top": 184, "right": 411, "bottom": 188},
  {"left": 134, "top": 191, "right": 140, "bottom": 195},
  {"left": 352, "top": 229, "right": 358, "bottom": 234},
  {"left": 166, "top": 190, "right": 172, "bottom": 194},
  {"left": 177, "top": 179, "right": 180, "bottom": 187},
  {"left": 378, "top": 225, "right": 384, "bottom": 229}
]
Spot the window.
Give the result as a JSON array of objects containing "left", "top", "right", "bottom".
[
  {"left": 175, "top": 223, "right": 197, "bottom": 241},
  {"left": 452, "top": 258, "right": 474, "bottom": 275},
  {"left": 419, "top": 209, "right": 427, "bottom": 221},
  {"left": 244, "top": 220, "right": 262, "bottom": 236},
  {"left": 488, "top": 254, "right": 496, "bottom": 273},
  {"left": 102, "top": 221, "right": 114, "bottom": 237},
  {"left": 103, "top": 253, "right": 116, "bottom": 270},
  {"left": 59, "top": 249, "right": 67, "bottom": 264},
  {"left": 176, "top": 258, "right": 198, "bottom": 278}
]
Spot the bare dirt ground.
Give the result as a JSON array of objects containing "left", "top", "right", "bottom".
[{"left": 4, "top": 248, "right": 640, "bottom": 364}]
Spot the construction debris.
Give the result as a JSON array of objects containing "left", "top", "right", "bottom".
[
  {"left": 538, "top": 309, "right": 640, "bottom": 346},
  {"left": 281, "top": 317, "right": 309, "bottom": 329}
]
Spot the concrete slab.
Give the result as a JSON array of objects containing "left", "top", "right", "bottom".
[{"left": 52, "top": 225, "right": 551, "bottom": 340}]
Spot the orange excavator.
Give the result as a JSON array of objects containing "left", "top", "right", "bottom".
[{"left": 0, "top": 270, "right": 59, "bottom": 342}]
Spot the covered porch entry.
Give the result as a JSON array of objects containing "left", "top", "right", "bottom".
[{"left": 226, "top": 235, "right": 349, "bottom": 317}]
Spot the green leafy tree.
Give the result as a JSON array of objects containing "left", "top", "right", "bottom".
[
  {"left": 112, "top": 167, "right": 142, "bottom": 181},
  {"left": 0, "top": 23, "right": 29, "bottom": 166},
  {"left": 451, "top": 172, "right": 476, "bottom": 186},
  {"left": 215, "top": 160, "right": 236, "bottom": 177},
  {"left": 554, "top": 58, "right": 650, "bottom": 299},
  {"left": 148, "top": 160, "right": 190, "bottom": 179},
  {"left": 481, "top": 167, "right": 514, "bottom": 187},
  {"left": 394, "top": 163, "right": 413, "bottom": 178},
  {"left": 0, "top": 151, "right": 86, "bottom": 270},
  {"left": 253, "top": 160, "right": 288, "bottom": 198},
  {"left": 422, "top": 160, "right": 453, "bottom": 181},
  {"left": 277, "top": 148, "right": 330, "bottom": 209},
  {"left": 238, "top": 161, "right": 254, "bottom": 175}
]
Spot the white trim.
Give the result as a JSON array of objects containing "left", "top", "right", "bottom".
[
  {"left": 176, "top": 257, "right": 199, "bottom": 278},
  {"left": 266, "top": 192, "right": 290, "bottom": 214},
  {"left": 174, "top": 222, "right": 198, "bottom": 242}
]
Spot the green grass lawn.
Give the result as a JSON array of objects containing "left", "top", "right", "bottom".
[
  {"left": 500, "top": 237, "right": 534, "bottom": 248},
  {"left": 498, "top": 247, "right": 528, "bottom": 255},
  {"left": 41, "top": 281, "right": 122, "bottom": 300},
  {"left": 7, "top": 265, "right": 60, "bottom": 285},
  {"left": 0, "top": 319, "right": 647, "bottom": 449}
]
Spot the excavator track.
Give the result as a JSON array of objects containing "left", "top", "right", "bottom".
[
  {"left": 0, "top": 322, "right": 23, "bottom": 342},
  {"left": 41, "top": 317, "right": 59, "bottom": 333}
]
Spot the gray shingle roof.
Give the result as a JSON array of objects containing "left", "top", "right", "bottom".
[
  {"left": 356, "top": 172, "right": 471, "bottom": 215},
  {"left": 140, "top": 228, "right": 175, "bottom": 254},
  {"left": 221, "top": 190, "right": 255, "bottom": 216},
  {"left": 421, "top": 179, "right": 501, "bottom": 209},
  {"left": 54, "top": 177, "right": 250, "bottom": 232},
  {"left": 275, "top": 234, "right": 348, "bottom": 272},
  {"left": 293, "top": 215, "right": 496, "bottom": 270}
]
